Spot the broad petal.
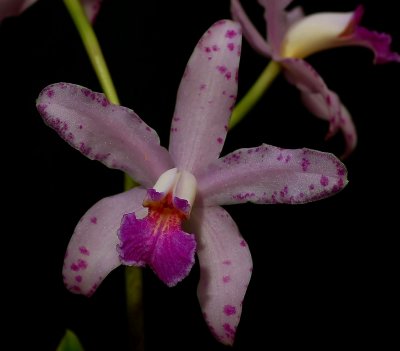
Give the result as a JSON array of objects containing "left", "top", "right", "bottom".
[
  {"left": 230, "top": 0, "right": 272, "bottom": 57},
  {"left": 0, "top": 0, "right": 36, "bottom": 22},
  {"left": 63, "top": 187, "right": 147, "bottom": 296},
  {"left": 196, "top": 144, "right": 347, "bottom": 206},
  {"left": 258, "top": 0, "right": 293, "bottom": 54},
  {"left": 302, "top": 91, "right": 357, "bottom": 159},
  {"left": 117, "top": 195, "right": 196, "bottom": 287},
  {"left": 37, "top": 83, "right": 174, "bottom": 188},
  {"left": 189, "top": 206, "right": 252, "bottom": 346},
  {"left": 282, "top": 58, "right": 344, "bottom": 142},
  {"left": 168, "top": 20, "right": 241, "bottom": 173}
]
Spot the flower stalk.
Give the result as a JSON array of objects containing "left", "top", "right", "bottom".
[
  {"left": 63, "top": 1, "right": 143, "bottom": 350},
  {"left": 229, "top": 60, "right": 281, "bottom": 129}
]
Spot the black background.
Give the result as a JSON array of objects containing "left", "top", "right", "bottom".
[{"left": 1, "top": 0, "right": 398, "bottom": 350}]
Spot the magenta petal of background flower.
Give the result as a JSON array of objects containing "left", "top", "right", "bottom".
[
  {"left": 168, "top": 20, "right": 241, "bottom": 173},
  {"left": 36, "top": 83, "right": 174, "bottom": 188},
  {"left": 0, "top": 0, "right": 36, "bottom": 22},
  {"left": 63, "top": 187, "right": 147, "bottom": 296},
  {"left": 196, "top": 144, "right": 347, "bottom": 206},
  {"left": 190, "top": 206, "right": 252, "bottom": 346},
  {"left": 118, "top": 210, "right": 196, "bottom": 287},
  {"left": 82, "top": 0, "right": 102, "bottom": 23},
  {"left": 341, "top": 5, "right": 400, "bottom": 64},
  {"left": 0, "top": 0, "right": 101, "bottom": 23}
]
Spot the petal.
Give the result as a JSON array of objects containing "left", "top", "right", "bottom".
[
  {"left": 81, "top": 0, "right": 102, "bottom": 23},
  {"left": 345, "top": 6, "right": 400, "bottom": 64},
  {"left": 168, "top": 20, "right": 241, "bottom": 173},
  {"left": 286, "top": 6, "right": 304, "bottom": 27},
  {"left": 117, "top": 189, "right": 196, "bottom": 286},
  {"left": 281, "top": 10, "right": 355, "bottom": 58},
  {"left": 230, "top": 0, "right": 272, "bottom": 57},
  {"left": 0, "top": 0, "right": 36, "bottom": 22},
  {"left": 63, "top": 187, "right": 147, "bottom": 296},
  {"left": 282, "top": 58, "right": 344, "bottom": 143},
  {"left": 37, "top": 83, "right": 174, "bottom": 188},
  {"left": 258, "top": 0, "right": 293, "bottom": 54},
  {"left": 281, "top": 5, "right": 400, "bottom": 63},
  {"left": 189, "top": 206, "right": 252, "bottom": 346},
  {"left": 196, "top": 144, "right": 347, "bottom": 206},
  {"left": 301, "top": 91, "right": 357, "bottom": 159},
  {"left": 117, "top": 199, "right": 196, "bottom": 287}
]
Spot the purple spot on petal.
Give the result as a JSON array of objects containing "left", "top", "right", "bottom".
[
  {"left": 46, "top": 89, "right": 54, "bottom": 98},
  {"left": 223, "top": 260, "right": 231, "bottom": 265},
  {"left": 227, "top": 42, "right": 235, "bottom": 51},
  {"left": 309, "top": 184, "right": 315, "bottom": 191},
  {"left": 71, "top": 285, "right": 81, "bottom": 292},
  {"left": 223, "top": 275, "right": 231, "bottom": 283},
  {"left": 90, "top": 217, "right": 97, "bottom": 224},
  {"left": 217, "top": 137, "right": 223, "bottom": 144},
  {"left": 301, "top": 158, "right": 310, "bottom": 172},
  {"left": 223, "top": 323, "right": 236, "bottom": 336},
  {"left": 217, "top": 65, "right": 227, "bottom": 74},
  {"left": 320, "top": 176, "right": 329, "bottom": 187},
  {"left": 79, "top": 143, "right": 92, "bottom": 156},
  {"left": 240, "top": 240, "right": 246, "bottom": 247},
  {"left": 79, "top": 246, "right": 90, "bottom": 256},
  {"left": 77, "top": 259, "right": 88, "bottom": 270},
  {"left": 75, "top": 275, "right": 82, "bottom": 283},
  {"left": 224, "top": 305, "right": 237, "bottom": 316},
  {"left": 225, "top": 30, "right": 237, "bottom": 38}
]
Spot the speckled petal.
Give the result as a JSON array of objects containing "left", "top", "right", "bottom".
[
  {"left": 196, "top": 144, "right": 347, "bottom": 206},
  {"left": 281, "top": 58, "right": 344, "bottom": 142},
  {"left": 0, "top": 0, "right": 36, "bottom": 22},
  {"left": 302, "top": 91, "right": 357, "bottom": 159},
  {"left": 36, "top": 83, "right": 174, "bottom": 188},
  {"left": 118, "top": 191, "right": 196, "bottom": 287},
  {"left": 258, "top": 0, "right": 293, "bottom": 54},
  {"left": 230, "top": 0, "right": 272, "bottom": 57},
  {"left": 168, "top": 20, "right": 241, "bottom": 173},
  {"left": 63, "top": 187, "right": 147, "bottom": 297},
  {"left": 189, "top": 206, "right": 252, "bottom": 346}
]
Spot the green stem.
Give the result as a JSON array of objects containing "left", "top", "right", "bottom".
[
  {"left": 63, "top": 1, "right": 143, "bottom": 350},
  {"left": 63, "top": 0, "right": 119, "bottom": 105},
  {"left": 229, "top": 60, "right": 281, "bottom": 129}
]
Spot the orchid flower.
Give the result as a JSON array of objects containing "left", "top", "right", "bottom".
[
  {"left": 231, "top": 0, "right": 400, "bottom": 158},
  {"left": 36, "top": 20, "right": 348, "bottom": 345},
  {"left": 0, "top": 0, "right": 101, "bottom": 23}
]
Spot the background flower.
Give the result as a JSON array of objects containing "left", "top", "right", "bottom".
[{"left": 1, "top": 0, "right": 398, "bottom": 350}]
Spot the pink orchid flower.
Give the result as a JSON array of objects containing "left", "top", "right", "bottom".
[
  {"left": 0, "top": 0, "right": 101, "bottom": 23},
  {"left": 36, "top": 20, "right": 348, "bottom": 345},
  {"left": 231, "top": 0, "right": 400, "bottom": 158}
]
